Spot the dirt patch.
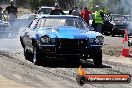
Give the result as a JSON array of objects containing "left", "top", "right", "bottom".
[{"left": 102, "top": 45, "right": 132, "bottom": 57}]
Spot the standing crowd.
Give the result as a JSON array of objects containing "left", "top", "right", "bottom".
[
  {"left": 49, "top": 3, "right": 104, "bottom": 33},
  {"left": 0, "top": 1, "right": 104, "bottom": 34},
  {"left": 68, "top": 5, "right": 104, "bottom": 33}
]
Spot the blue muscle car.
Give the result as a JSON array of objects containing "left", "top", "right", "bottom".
[{"left": 20, "top": 15, "right": 104, "bottom": 66}]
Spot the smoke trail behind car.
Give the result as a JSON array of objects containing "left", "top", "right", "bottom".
[{"left": 0, "top": 14, "right": 36, "bottom": 50}]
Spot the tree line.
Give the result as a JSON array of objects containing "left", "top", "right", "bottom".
[{"left": 0, "top": 0, "right": 131, "bottom": 14}]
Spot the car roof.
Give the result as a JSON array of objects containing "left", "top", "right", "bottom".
[{"left": 36, "top": 15, "right": 81, "bottom": 19}]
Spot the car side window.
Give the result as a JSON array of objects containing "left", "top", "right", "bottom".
[
  {"left": 36, "top": 18, "right": 46, "bottom": 28},
  {"left": 29, "top": 19, "right": 38, "bottom": 29},
  {"left": 40, "top": 19, "right": 45, "bottom": 28},
  {"left": 36, "top": 19, "right": 42, "bottom": 28}
]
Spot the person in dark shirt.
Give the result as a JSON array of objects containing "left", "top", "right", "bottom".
[
  {"left": 4, "top": 0, "right": 18, "bottom": 20},
  {"left": 3, "top": 0, "right": 18, "bottom": 37},
  {"left": 69, "top": 7, "right": 74, "bottom": 15},
  {"left": 50, "top": 3, "right": 65, "bottom": 15},
  {"left": 71, "top": 6, "right": 80, "bottom": 16}
]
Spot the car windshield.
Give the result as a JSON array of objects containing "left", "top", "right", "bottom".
[
  {"left": 113, "top": 16, "right": 125, "bottom": 21},
  {"left": 38, "top": 17, "right": 88, "bottom": 30},
  {"left": 124, "top": 16, "right": 131, "bottom": 21},
  {"left": 38, "top": 8, "right": 53, "bottom": 14}
]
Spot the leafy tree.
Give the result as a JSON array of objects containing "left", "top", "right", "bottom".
[
  {"left": 28, "top": 0, "right": 40, "bottom": 12},
  {"left": 39, "top": 0, "right": 54, "bottom": 7},
  {"left": 88, "top": 0, "right": 107, "bottom": 12},
  {"left": 27, "top": 0, "right": 75, "bottom": 11}
]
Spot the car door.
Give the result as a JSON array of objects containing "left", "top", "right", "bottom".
[{"left": 22, "top": 18, "right": 39, "bottom": 48}]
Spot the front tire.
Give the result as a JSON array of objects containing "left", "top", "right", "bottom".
[
  {"left": 24, "top": 46, "right": 33, "bottom": 61},
  {"left": 111, "top": 31, "right": 115, "bottom": 37},
  {"left": 91, "top": 49, "right": 102, "bottom": 67},
  {"left": 32, "top": 45, "right": 42, "bottom": 65}
]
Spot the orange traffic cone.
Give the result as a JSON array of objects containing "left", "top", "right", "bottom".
[{"left": 121, "top": 29, "right": 129, "bottom": 57}]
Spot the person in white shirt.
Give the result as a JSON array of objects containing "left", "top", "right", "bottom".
[
  {"left": 0, "top": 7, "right": 4, "bottom": 21},
  {"left": 71, "top": 6, "right": 80, "bottom": 16}
]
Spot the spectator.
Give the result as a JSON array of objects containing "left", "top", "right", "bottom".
[
  {"left": 69, "top": 7, "right": 74, "bottom": 15},
  {"left": 80, "top": 7, "right": 92, "bottom": 25},
  {"left": 3, "top": 0, "right": 18, "bottom": 37},
  {"left": 0, "top": 7, "right": 5, "bottom": 21},
  {"left": 50, "top": 3, "right": 65, "bottom": 15},
  {"left": 94, "top": 5, "right": 104, "bottom": 33},
  {"left": 3, "top": 0, "right": 18, "bottom": 23},
  {"left": 71, "top": 6, "right": 80, "bottom": 16}
]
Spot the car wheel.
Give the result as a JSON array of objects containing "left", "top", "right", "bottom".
[
  {"left": 104, "top": 32, "right": 110, "bottom": 36},
  {"left": 32, "top": 45, "right": 42, "bottom": 65},
  {"left": 24, "top": 46, "right": 33, "bottom": 61},
  {"left": 122, "top": 34, "right": 124, "bottom": 38},
  {"left": 111, "top": 32, "right": 115, "bottom": 37},
  {"left": 128, "top": 40, "right": 131, "bottom": 47},
  {"left": 91, "top": 49, "right": 102, "bottom": 67}
]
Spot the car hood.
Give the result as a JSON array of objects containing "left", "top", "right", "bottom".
[{"left": 36, "top": 26, "right": 102, "bottom": 39}]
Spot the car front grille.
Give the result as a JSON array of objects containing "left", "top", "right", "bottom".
[
  {"left": 115, "top": 25, "right": 127, "bottom": 29},
  {"left": 59, "top": 39, "right": 87, "bottom": 49}
]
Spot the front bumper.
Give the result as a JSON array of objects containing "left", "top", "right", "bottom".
[
  {"left": 38, "top": 44, "right": 102, "bottom": 56},
  {"left": 113, "top": 29, "right": 125, "bottom": 35},
  {"left": 113, "top": 25, "right": 127, "bottom": 35}
]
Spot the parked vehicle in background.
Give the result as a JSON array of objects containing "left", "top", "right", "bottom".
[
  {"left": 36, "top": 6, "right": 54, "bottom": 14},
  {"left": 125, "top": 15, "right": 132, "bottom": 36},
  {"left": 89, "top": 14, "right": 113, "bottom": 35},
  {"left": 20, "top": 15, "right": 104, "bottom": 67},
  {"left": 102, "top": 14, "right": 113, "bottom": 36},
  {"left": 110, "top": 14, "right": 129, "bottom": 37}
]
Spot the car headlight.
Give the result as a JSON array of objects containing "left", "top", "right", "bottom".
[
  {"left": 51, "top": 38, "right": 56, "bottom": 43},
  {"left": 113, "top": 23, "right": 115, "bottom": 26},
  {"left": 111, "top": 21, "right": 115, "bottom": 25},
  {"left": 89, "top": 38, "right": 94, "bottom": 43},
  {"left": 41, "top": 36, "right": 50, "bottom": 43},
  {"left": 40, "top": 35, "right": 56, "bottom": 43},
  {"left": 95, "top": 36, "right": 104, "bottom": 44}
]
